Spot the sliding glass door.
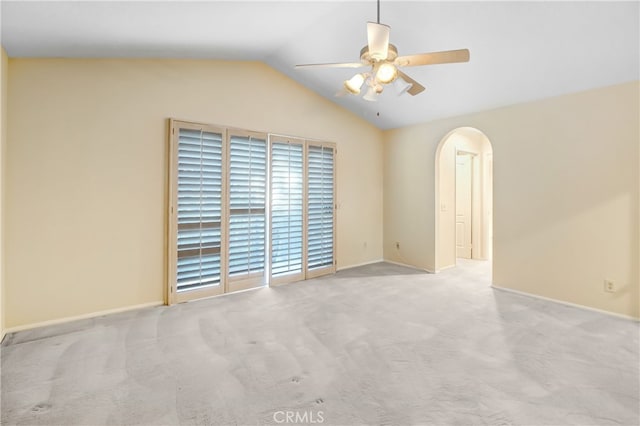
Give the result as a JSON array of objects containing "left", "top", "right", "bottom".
[
  {"left": 171, "top": 123, "right": 226, "bottom": 302},
  {"left": 169, "top": 120, "right": 336, "bottom": 303},
  {"left": 306, "top": 143, "right": 336, "bottom": 278},
  {"left": 169, "top": 121, "right": 269, "bottom": 303},
  {"left": 269, "top": 138, "right": 336, "bottom": 284},
  {"left": 227, "top": 131, "right": 267, "bottom": 292},
  {"left": 270, "top": 137, "right": 305, "bottom": 284}
]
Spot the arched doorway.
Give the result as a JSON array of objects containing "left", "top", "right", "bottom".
[{"left": 434, "top": 127, "right": 493, "bottom": 272}]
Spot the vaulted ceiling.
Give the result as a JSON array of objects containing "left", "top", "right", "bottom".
[{"left": 2, "top": 1, "right": 638, "bottom": 129}]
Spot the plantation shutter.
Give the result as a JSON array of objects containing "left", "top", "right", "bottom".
[
  {"left": 228, "top": 133, "right": 267, "bottom": 287},
  {"left": 270, "top": 138, "right": 305, "bottom": 282},
  {"left": 307, "top": 144, "right": 336, "bottom": 275},
  {"left": 176, "top": 127, "right": 223, "bottom": 293},
  {"left": 170, "top": 120, "right": 338, "bottom": 302}
]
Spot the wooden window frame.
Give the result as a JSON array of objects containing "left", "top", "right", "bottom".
[
  {"left": 226, "top": 128, "right": 269, "bottom": 293},
  {"left": 305, "top": 141, "right": 337, "bottom": 280},
  {"left": 168, "top": 119, "right": 228, "bottom": 304}
]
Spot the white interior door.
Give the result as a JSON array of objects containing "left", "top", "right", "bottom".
[{"left": 456, "top": 153, "right": 472, "bottom": 259}]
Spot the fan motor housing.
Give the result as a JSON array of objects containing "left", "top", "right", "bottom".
[{"left": 360, "top": 43, "right": 398, "bottom": 63}]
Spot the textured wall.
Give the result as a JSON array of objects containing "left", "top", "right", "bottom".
[
  {"left": 6, "top": 59, "right": 384, "bottom": 328},
  {"left": 384, "top": 82, "right": 639, "bottom": 318}
]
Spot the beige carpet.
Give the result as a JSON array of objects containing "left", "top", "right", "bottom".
[{"left": 2, "top": 260, "right": 638, "bottom": 425}]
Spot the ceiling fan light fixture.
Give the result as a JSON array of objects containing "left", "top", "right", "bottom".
[
  {"left": 375, "top": 62, "right": 398, "bottom": 84},
  {"left": 362, "top": 86, "right": 378, "bottom": 102},
  {"left": 295, "top": 0, "right": 469, "bottom": 101},
  {"left": 363, "top": 84, "right": 383, "bottom": 102},
  {"left": 367, "top": 22, "right": 391, "bottom": 61},
  {"left": 344, "top": 73, "right": 366, "bottom": 95}
]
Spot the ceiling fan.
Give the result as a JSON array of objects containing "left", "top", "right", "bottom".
[{"left": 295, "top": 0, "right": 470, "bottom": 101}]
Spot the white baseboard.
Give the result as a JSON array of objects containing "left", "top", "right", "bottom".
[
  {"left": 491, "top": 285, "right": 639, "bottom": 322},
  {"left": 337, "top": 258, "right": 384, "bottom": 271},
  {"left": 383, "top": 259, "right": 435, "bottom": 273},
  {"left": 434, "top": 264, "right": 456, "bottom": 273},
  {"left": 3, "top": 301, "right": 165, "bottom": 335}
]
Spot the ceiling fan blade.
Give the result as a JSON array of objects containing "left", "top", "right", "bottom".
[
  {"left": 295, "top": 62, "right": 366, "bottom": 69},
  {"left": 367, "top": 22, "right": 390, "bottom": 60},
  {"left": 395, "top": 49, "right": 470, "bottom": 67},
  {"left": 397, "top": 70, "right": 426, "bottom": 96}
]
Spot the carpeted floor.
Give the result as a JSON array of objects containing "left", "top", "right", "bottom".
[{"left": 1, "top": 260, "right": 638, "bottom": 425}]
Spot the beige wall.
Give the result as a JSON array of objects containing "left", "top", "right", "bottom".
[
  {"left": 382, "top": 125, "right": 435, "bottom": 271},
  {"left": 5, "top": 57, "right": 637, "bottom": 329},
  {"left": 0, "top": 46, "right": 7, "bottom": 339},
  {"left": 384, "top": 81, "right": 639, "bottom": 318},
  {"left": 6, "top": 58, "right": 384, "bottom": 329}
]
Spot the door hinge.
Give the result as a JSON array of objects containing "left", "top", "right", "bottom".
[{"left": 171, "top": 285, "right": 174, "bottom": 293}]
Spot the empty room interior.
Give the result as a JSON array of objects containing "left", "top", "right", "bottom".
[{"left": 0, "top": 1, "right": 638, "bottom": 425}]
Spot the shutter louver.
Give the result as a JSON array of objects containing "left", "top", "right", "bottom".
[
  {"left": 271, "top": 141, "right": 304, "bottom": 277},
  {"left": 229, "top": 134, "right": 266, "bottom": 277},
  {"left": 176, "top": 128, "right": 223, "bottom": 291},
  {"left": 307, "top": 145, "right": 335, "bottom": 270}
]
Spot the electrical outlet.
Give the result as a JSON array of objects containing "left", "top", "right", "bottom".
[
  {"left": 395, "top": 242, "right": 400, "bottom": 249},
  {"left": 604, "top": 280, "right": 616, "bottom": 293}
]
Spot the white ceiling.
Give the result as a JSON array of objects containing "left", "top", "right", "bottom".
[{"left": 2, "top": 1, "right": 638, "bottom": 129}]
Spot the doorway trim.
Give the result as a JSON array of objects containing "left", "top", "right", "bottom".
[{"left": 434, "top": 127, "right": 493, "bottom": 273}]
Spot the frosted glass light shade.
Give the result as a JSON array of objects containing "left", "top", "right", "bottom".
[
  {"left": 344, "top": 73, "right": 366, "bottom": 95},
  {"left": 376, "top": 62, "right": 398, "bottom": 84},
  {"left": 363, "top": 86, "right": 379, "bottom": 102}
]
